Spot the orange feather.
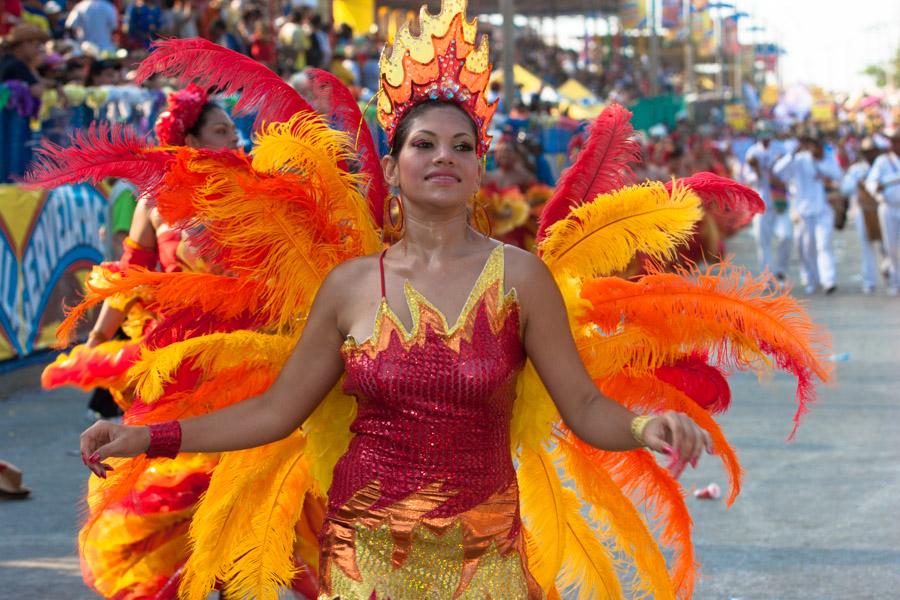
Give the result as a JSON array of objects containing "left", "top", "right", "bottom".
[
  {"left": 556, "top": 438, "right": 675, "bottom": 599},
  {"left": 576, "top": 263, "right": 831, "bottom": 437},
  {"left": 565, "top": 438, "right": 697, "bottom": 599},
  {"left": 598, "top": 373, "right": 743, "bottom": 506}
]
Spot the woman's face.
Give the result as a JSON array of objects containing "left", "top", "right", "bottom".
[
  {"left": 383, "top": 104, "right": 481, "bottom": 212},
  {"left": 495, "top": 141, "right": 518, "bottom": 169},
  {"left": 186, "top": 107, "right": 240, "bottom": 150}
]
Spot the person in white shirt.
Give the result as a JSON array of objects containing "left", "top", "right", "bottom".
[
  {"left": 773, "top": 136, "right": 843, "bottom": 294},
  {"left": 64, "top": 0, "right": 118, "bottom": 52},
  {"left": 840, "top": 139, "right": 885, "bottom": 294},
  {"left": 865, "top": 131, "right": 900, "bottom": 296},
  {"left": 744, "top": 122, "right": 792, "bottom": 283}
]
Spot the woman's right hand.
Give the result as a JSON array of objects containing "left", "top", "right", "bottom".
[{"left": 80, "top": 421, "right": 151, "bottom": 478}]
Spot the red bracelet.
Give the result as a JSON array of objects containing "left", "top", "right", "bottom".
[{"left": 146, "top": 421, "right": 182, "bottom": 459}]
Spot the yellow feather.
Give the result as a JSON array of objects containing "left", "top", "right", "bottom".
[
  {"left": 302, "top": 383, "right": 357, "bottom": 494},
  {"left": 517, "top": 446, "right": 566, "bottom": 593},
  {"left": 129, "top": 331, "right": 294, "bottom": 402},
  {"left": 557, "top": 438, "right": 675, "bottom": 600},
  {"left": 510, "top": 361, "right": 560, "bottom": 454},
  {"left": 252, "top": 113, "right": 381, "bottom": 256},
  {"left": 221, "top": 443, "right": 313, "bottom": 599},
  {"left": 540, "top": 182, "right": 703, "bottom": 279},
  {"left": 557, "top": 486, "right": 624, "bottom": 600},
  {"left": 181, "top": 432, "right": 310, "bottom": 600}
]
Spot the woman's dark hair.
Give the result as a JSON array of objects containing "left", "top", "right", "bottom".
[
  {"left": 85, "top": 59, "right": 117, "bottom": 86},
  {"left": 185, "top": 103, "right": 223, "bottom": 138},
  {"left": 389, "top": 101, "right": 479, "bottom": 158}
]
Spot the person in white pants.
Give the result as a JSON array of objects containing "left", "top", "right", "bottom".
[
  {"left": 774, "top": 137, "right": 843, "bottom": 294},
  {"left": 745, "top": 124, "right": 792, "bottom": 283},
  {"left": 865, "top": 131, "right": 900, "bottom": 296},
  {"left": 841, "top": 139, "right": 885, "bottom": 294}
]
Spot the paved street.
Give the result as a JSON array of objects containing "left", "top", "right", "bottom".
[{"left": 1, "top": 224, "right": 898, "bottom": 599}]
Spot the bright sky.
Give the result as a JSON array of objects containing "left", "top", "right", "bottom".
[{"left": 738, "top": 0, "right": 900, "bottom": 92}]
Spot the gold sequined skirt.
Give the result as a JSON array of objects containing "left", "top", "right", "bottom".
[{"left": 319, "top": 480, "right": 542, "bottom": 599}]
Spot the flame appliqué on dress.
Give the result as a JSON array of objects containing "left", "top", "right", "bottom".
[{"left": 322, "top": 244, "right": 543, "bottom": 599}]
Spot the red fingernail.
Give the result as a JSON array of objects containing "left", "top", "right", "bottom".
[
  {"left": 691, "top": 458, "right": 698, "bottom": 468},
  {"left": 662, "top": 444, "right": 674, "bottom": 454},
  {"left": 89, "top": 452, "right": 99, "bottom": 463}
]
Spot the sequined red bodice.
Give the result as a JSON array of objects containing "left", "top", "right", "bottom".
[{"left": 331, "top": 245, "right": 523, "bottom": 518}]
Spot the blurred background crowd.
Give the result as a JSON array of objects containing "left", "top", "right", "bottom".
[{"left": 1, "top": 0, "right": 899, "bottom": 304}]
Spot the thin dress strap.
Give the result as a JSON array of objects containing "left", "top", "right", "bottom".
[{"left": 379, "top": 249, "right": 388, "bottom": 299}]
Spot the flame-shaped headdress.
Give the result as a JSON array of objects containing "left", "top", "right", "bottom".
[{"left": 377, "top": 0, "right": 497, "bottom": 156}]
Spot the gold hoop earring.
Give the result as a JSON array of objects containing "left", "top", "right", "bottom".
[
  {"left": 383, "top": 195, "right": 405, "bottom": 242},
  {"left": 470, "top": 197, "right": 493, "bottom": 238}
]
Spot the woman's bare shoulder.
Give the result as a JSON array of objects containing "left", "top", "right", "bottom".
[
  {"left": 320, "top": 253, "right": 382, "bottom": 295},
  {"left": 502, "top": 244, "right": 551, "bottom": 287}
]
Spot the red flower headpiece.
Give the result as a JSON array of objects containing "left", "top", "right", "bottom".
[{"left": 155, "top": 84, "right": 209, "bottom": 146}]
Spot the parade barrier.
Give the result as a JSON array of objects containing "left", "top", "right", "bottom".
[{"left": 0, "top": 183, "right": 107, "bottom": 363}]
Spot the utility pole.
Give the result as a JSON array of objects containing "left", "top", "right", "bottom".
[
  {"left": 734, "top": 34, "right": 743, "bottom": 99},
  {"left": 683, "top": 0, "right": 695, "bottom": 94},
  {"left": 648, "top": 0, "right": 659, "bottom": 96},
  {"left": 500, "top": 0, "right": 516, "bottom": 111}
]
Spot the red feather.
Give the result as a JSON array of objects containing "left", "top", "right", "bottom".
[
  {"left": 537, "top": 103, "right": 641, "bottom": 241},
  {"left": 655, "top": 353, "right": 732, "bottom": 414},
  {"left": 136, "top": 38, "right": 314, "bottom": 130},
  {"left": 22, "top": 122, "right": 170, "bottom": 192},
  {"left": 664, "top": 173, "right": 764, "bottom": 236},
  {"left": 306, "top": 68, "right": 387, "bottom": 226}
]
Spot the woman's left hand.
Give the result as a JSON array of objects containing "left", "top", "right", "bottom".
[{"left": 642, "top": 412, "right": 713, "bottom": 479}]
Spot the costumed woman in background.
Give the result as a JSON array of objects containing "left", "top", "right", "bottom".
[
  {"left": 35, "top": 85, "right": 254, "bottom": 600},
  {"left": 31, "top": 0, "right": 830, "bottom": 597},
  {"left": 479, "top": 133, "right": 552, "bottom": 251}
]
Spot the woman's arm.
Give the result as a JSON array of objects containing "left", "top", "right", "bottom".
[
  {"left": 86, "top": 198, "right": 159, "bottom": 346},
  {"left": 79, "top": 265, "right": 348, "bottom": 475},
  {"left": 511, "top": 250, "right": 711, "bottom": 468}
]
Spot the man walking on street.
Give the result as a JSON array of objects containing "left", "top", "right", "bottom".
[
  {"left": 774, "top": 136, "right": 843, "bottom": 295},
  {"left": 841, "top": 138, "right": 885, "bottom": 294},
  {"left": 745, "top": 121, "right": 792, "bottom": 285},
  {"left": 866, "top": 131, "right": 900, "bottom": 296}
]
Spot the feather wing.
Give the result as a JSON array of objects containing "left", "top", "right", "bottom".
[
  {"left": 665, "top": 172, "right": 764, "bottom": 236},
  {"left": 129, "top": 330, "right": 294, "bottom": 403},
  {"left": 556, "top": 438, "right": 675, "bottom": 600},
  {"left": 566, "top": 439, "right": 697, "bottom": 599},
  {"left": 556, "top": 486, "right": 624, "bottom": 600},
  {"left": 539, "top": 182, "right": 702, "bottom": 278},
  {"left": 22, "top": 122, "right": 170, "bottom": 192},
  {"left": 510, "top": 361, "right": 560, "bottom": 454},
  {"left": 517, "top": 446, "right": 566, "bottom": 593},
  {"left": 598, "top": 372, "right": 743, "bottom": 505},
  {"left": 575, "top": 265, "right": 832, "bottom": 436},
  {"left": 181, "top": 433, "right": 309, "bottom": 600},
  {"left": 152, "top": 123, "right": 379, "bottom": 330},
  {"left": 220, "top": 439, "right": 313, "bottom": 600},
  {"left": 136, "top": 38, "right": 314, "bottom": 130},
  {"left": 538, "top": 103, "right": 641, "bottom": 241},
  {"left": 306, "top": 68, "right": 388, "bottom": 226}
]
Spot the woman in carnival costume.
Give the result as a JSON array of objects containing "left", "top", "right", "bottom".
[
  {"left": 33, "top": 85, "right": 278, "bottom": 600},
  {"left": 31, "top": 0, "right": 830, "bottom": 597}
]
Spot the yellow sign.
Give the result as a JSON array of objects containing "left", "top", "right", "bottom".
[
  {"left": 724, "top": 103, "right": 750, "bottom": 132},
  {"left": 333, "top": 0, "right": 375, "bottom": 36},
  {"left": 0, "top": 184, "right": 107, "bottom": 362}
]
